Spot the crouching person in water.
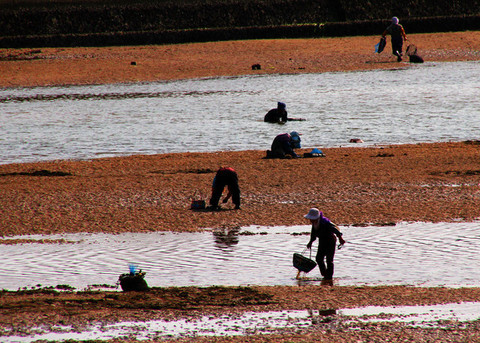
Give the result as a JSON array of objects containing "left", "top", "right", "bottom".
[
  {"left": 208, "top": 167, "right": 241, "bottom": 210},
  {"left": 267, "top": 131, "right": 301, "bottom": 158},
  {"left": 264, "top": 102, "right": 288, "bottom": 123},
  {"left": 305, "top": 208, "right": 345, "bottom": 280}
]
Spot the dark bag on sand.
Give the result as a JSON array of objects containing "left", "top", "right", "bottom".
[
  {"left": 190, "top": 191, "right": 206, "bottom": 209},
  {"left": 191, "top": 199, "right": 206, "bottom": 209},
  {"left": 409, "top": 54, "right": 424, "bottom": 63},
  {"left": 293, "top": 249, "right": 317, "bottom": 273},
  {"left": 406, "top": 44, "right": 424, "bottom": 63}
]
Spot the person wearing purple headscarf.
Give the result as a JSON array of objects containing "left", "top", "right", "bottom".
[
  {"left": 305, "top": 208, "right": 345, "bottom": 280},
  {"left": 382, "top": 16, "right": 408, "bottom": 62}
]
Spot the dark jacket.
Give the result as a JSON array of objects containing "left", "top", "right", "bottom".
[
  {"left": 310, "top": 219, "right": 343, "bottom": 241},
  {"left": 210, "top": 167, "right": 240, "bottom": 208},
  {"left": 264, "top": 108, "right": 288, "bottom": 123},
  {"left": 270, "top": 133, "right": 298, "bottom": 158}
]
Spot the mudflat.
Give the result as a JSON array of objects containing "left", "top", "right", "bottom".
[{"left": 1, "top": 31, "right": 480, "bottom": 342}]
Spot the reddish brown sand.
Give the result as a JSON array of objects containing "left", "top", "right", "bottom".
[
  {"left": 1, "top": 142, "right": 480, "bottom": 236},
  {"left": 1, "top": 31, "right": 480, "bottom": 342},
  {"left": 1, "top": 31, "right": 480, "bottom": 88}
]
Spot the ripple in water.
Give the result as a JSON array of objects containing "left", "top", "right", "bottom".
[
  {"left": 1, "top": 61, "right": 479, "bottom": 164},
  {"left": 0, "top": 222, "right": 479, "bottom": 290}
]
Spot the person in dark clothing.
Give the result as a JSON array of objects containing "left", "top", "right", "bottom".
[
  {"left": 264, "top": 102, "right": 288, "bottom": 123},
  {"left": 267, "top": 131, "right": 301, "bottom": 158},
  {"left": 382, "top": 16, "right": 408, "bottom": 62},
  {"left": 208, "top": 167, "right": 241, "bottom": 210},
  {"left": 305, "top": 208, "right": 345, "bottom": 280}
]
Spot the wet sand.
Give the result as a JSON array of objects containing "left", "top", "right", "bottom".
[
  {"left": 1, "top": 31, "right": 480, "bottom": 341},
  {"left": 1, "top": 285, "right": 480, "bottom": 342}
]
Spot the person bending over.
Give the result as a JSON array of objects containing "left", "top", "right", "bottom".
[{"left": 208, "top": 167, "right": 241, "bottom": 210}]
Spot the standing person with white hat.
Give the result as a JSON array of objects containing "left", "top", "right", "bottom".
[
  {"left": 305, "top": 208, "right": 345, "bottom": 280},
  {"left": 382, "top": 16, "right": 408, "bottom": 62}
]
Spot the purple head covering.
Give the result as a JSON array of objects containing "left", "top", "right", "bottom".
[
  {"left": 318, "top": 211, "right": 331, "bottom": 225},
  {"left": 392, "top": 17, "right": 399, "bottom": 24},
  {"left": 305, "top": 208, "right": 331, "bottom": 224}
]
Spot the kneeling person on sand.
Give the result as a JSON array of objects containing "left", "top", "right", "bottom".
[{"left": 266, "top": 131, "right": 301, "bottom": 158}]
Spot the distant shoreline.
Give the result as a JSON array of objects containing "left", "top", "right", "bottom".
[
  {"left": 1, "top": 31, "right": 480, "bottom": 88},
  {"left": 2, "top": 15, "right": 479, "bottom": 49}
]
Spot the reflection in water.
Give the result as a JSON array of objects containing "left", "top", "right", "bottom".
[
  {"left": 0, "top": 222, "right": 479, "bottom": 290},
  {"left": 213, "top": 227, "right": 240, "bottom": 249},
  {"left": 296, "top": 276, "right": 335, "bottom": 287}
]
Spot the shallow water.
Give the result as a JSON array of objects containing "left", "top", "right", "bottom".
[
  {"left": 0, "top": 222, "right": 479, "bottom": 291},
  {"left": 2, "top": 302, "right": 480, "bottom": 342},
  {"left": 1, "top": 61, "right": 479, "bottom": 165}
]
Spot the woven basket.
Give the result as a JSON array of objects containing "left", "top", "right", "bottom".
[{"left": 293, "top": 252, "right": 317, "bottom": 273}]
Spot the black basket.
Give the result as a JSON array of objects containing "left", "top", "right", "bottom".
[
  {"left": 191, "top": 199, "right": 206, "bottom": 209},
  {"left": 119, "top": 272, "right": 149, "bottom": 292},
  {"left": 191, "top": 190, "right": 206, "bottom": 210},
  {"left": 293, "top": 252, "right": 317, "bottom": 273},
  {"left": 406, "top": 44, "right": 417, "bottom": 56}
]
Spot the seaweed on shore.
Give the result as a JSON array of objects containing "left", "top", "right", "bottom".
[{"left": 0, "top": 170, "right": 72, "bottom": 177}]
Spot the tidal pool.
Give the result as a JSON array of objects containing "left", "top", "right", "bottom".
[
  {"left": 2, "top": 302, "right": 480, "bottom": 342},
  {"left": 0, "top": 222, "right": 479, "bottom": 291},
  {"left": 1, "top": 61, "right": 479, "bottom": 164}
]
